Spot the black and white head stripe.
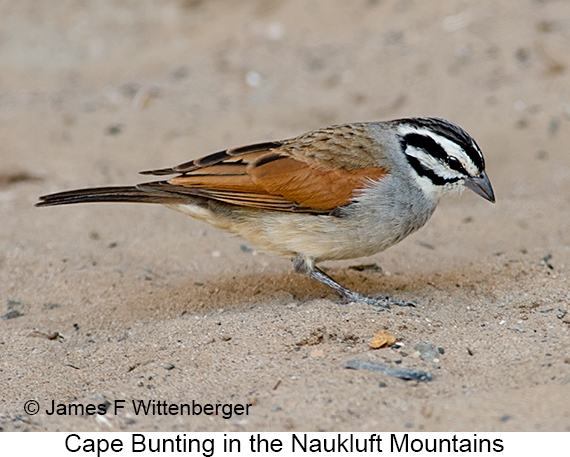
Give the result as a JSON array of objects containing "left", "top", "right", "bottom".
[{"left": 394, "top": 118, "right": 485, "bottom": 186}]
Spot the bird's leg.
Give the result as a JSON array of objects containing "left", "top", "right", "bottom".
[{"left": 292, "top": 255, "right": 414, "bottom": 309}]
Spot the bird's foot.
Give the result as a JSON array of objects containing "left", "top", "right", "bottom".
[
  {"left": 301, "top": 261, "right": 416, "bottom": 310},
  {"left": 344, "top": 293, "right": 416, "bottom": 310}
]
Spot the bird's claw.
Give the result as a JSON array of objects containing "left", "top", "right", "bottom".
[{"left": 345, "top": 295, "right": 416, "bottom": 310}]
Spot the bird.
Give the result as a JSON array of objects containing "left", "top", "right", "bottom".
[{"left": 36, "top": 117, "right": 495, "bottom": 309}]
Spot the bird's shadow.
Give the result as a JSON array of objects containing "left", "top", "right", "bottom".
[{"left": 130, "top": 263, "right": 493, "bottom": 318}]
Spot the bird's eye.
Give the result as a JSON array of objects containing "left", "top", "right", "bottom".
[{"left": 445, "top": 156, "right": 464, "bottom": 171}]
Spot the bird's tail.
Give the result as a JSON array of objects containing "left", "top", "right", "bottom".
[{"left": 35, "top": 185, "right": 187, "bottom": 207}]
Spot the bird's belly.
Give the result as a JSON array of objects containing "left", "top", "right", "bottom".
[{"left": 168, "top": 194, "right": 435, "bottom": 263}]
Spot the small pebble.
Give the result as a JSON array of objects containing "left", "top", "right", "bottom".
[
  {"left": 414, "top": 343, "right": 438, "bottom": 362},
  {"left": 105, "top": 124, "right": 123, "bottom": 136},
  {"left": 345, "top": 359, "right": 433, "bottom": 382},
  {"left": 2, "top": 310, "right": 23, "bottom": 320},
  {"left": 42, "top": 303, "right": 60, "bottom": 310},
  {"left": 245, "top": 71, "right": 262, "bottom": 87}
]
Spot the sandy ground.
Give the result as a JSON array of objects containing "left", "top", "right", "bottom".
[{"left": 1, "top": 0, "right": 570, "bottom": 432}]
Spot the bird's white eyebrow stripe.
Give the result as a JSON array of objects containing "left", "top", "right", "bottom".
[
  {"left": 397, "top": 121, "right": 484, "bottom": 170},
  {"left": 398, "top": 125, "right": 479, "bottom": 176}
]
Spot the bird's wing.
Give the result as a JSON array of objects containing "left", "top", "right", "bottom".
[{"left": 141, "top": 125, "right": 388, "bottom": 213}]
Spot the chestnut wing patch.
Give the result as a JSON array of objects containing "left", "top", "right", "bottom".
[
  {"left": 250, "top": 154, "right": 387, "bottom": 211},
  {"left": 167, "top": 150, "right": 387, "bottom": 213}
]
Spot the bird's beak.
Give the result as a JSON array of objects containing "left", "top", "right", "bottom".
[{"left": 465, "top": 171, "right": 495, "bottom": 203}]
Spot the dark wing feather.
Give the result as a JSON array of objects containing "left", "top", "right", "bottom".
[{"left": 140, "top": 141, "right": 283, "bottom": 176}]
